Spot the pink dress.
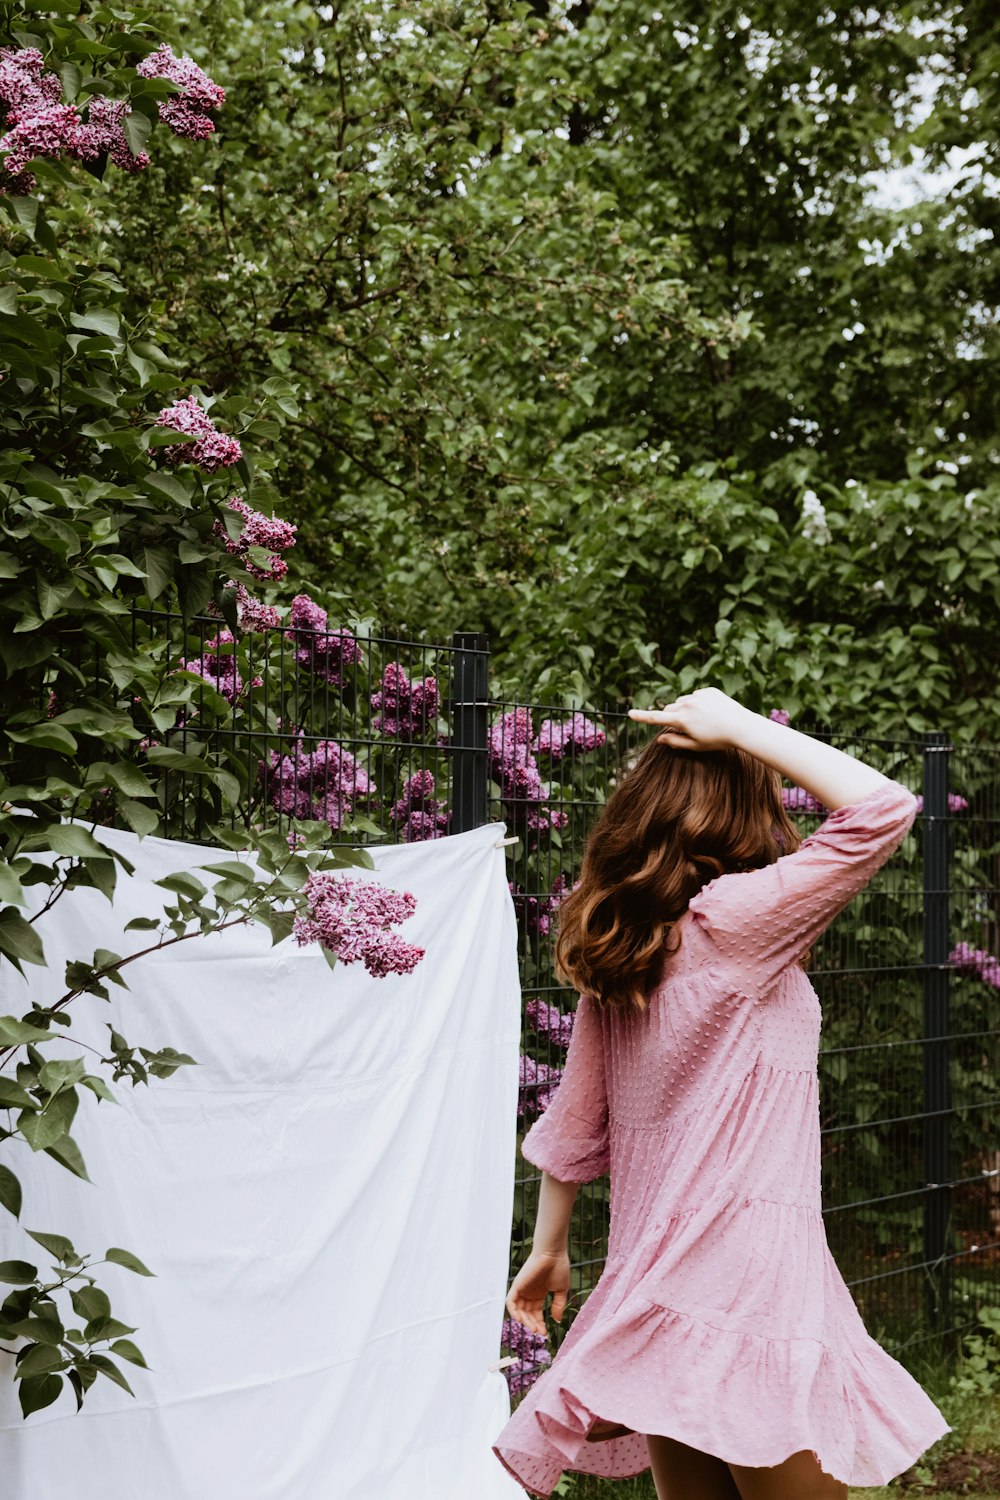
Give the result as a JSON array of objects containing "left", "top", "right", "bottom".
[{"left": 493, "top": 780, "right": 951, "bottom": 1496}]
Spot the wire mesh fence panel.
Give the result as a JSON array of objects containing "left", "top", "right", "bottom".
[
  {"left": 118, "top": 611, "right": 487, "bottom": 850},
  {"left": 83, "top": 613, "right": 999, "bottom": 1387}
]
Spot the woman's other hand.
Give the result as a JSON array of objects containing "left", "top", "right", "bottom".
[
  {"left": 505, "top": 1248, "right": 572, "bottom": 1337},
  {"left": 628, "top": 687, "right": 754, "bottom": 751}
]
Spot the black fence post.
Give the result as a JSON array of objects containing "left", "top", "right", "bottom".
[
  {"left": 922, "top": 729, "right": 952, "bottom": 1335},
  {"left": 450, "top": 633, "right": 490, "bottom": 834}
]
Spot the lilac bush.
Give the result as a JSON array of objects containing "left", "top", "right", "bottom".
[
  {"left": 177, "top": 629, "right": 253, "bottom": 705},
  {"left": 293, "top": 873, "right": 425, "bottom": 977}
]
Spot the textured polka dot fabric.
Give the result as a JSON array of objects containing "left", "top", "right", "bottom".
[{"left": 492, "top": 780, "right": 951, "bottom": 1496}]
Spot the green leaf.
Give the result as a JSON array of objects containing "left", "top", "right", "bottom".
[
  {"left": 0, "top": 1260, "right": 38, "bottom": 1284},
  {"left": 116, "top": 798, "right": 159, "bottom": 837},
  {"left": 153, "top": 871, "right": 207, "bottom": 900},
  {"left": 0, "top": 1165, "right": 22, "bottom": 1218},
  {"left": 0, "top": 1077, "right": 36, "bottom": 1109},
  {"left": 5, "top": 722, "right": 78, "bottom": 755},
  {"left": 144, "top": 746, "right": 213, "bottom": 775},
  {"left": 123, "top": 916, "right": 161, "bottom": 932},
  {"left": 43, "top": 1133, "right": 90, "bottom": 1181},
  {"left": 25, "top": 1229, "right": 77, "bottom": 1263},
  {"left": 69, "top": 308, "right": 120, "bottom": 338},
  {"left": 123, "top": 109, "right": 153, "bottom": 157},
  {"left": 109, "top": 1337, "right": 149, "bottom": 1368},
  {"left": 18, "top": 1087, "right": 77, "bottom": 1149},
  {"left": 16, "top": 1342, "right": 63, "bottom": 1378},
  {"left": 0, "top": 1015, "right": 51, "bottom": 1045},
  {"left": 71, "top": 1285, "right": 110, "bottom": 1322},
  {"left": 201, "top": 861, "right": 257, "bottom": 885},
  {"left": 26, "top": 824, "right": 113, "bottom": 860},
  {"left": 143, "top": 546, "right": 173, "bottom": 601},
  {"left": 38, "top": 1058, "right": 87, "bottom": 1094},
  {"left": 80, "top": 1074, "right": 118, "bottom": 1104},
  {"left": 18, "top": 1372, "right": 63, "bottom": 1417},
  {"left": 0, "top": 910, "right": 46, "bottom": 968},
  {"left": 105, "top": 1246, "right": 155, "bottom": 1276},
  {"left": 88, "top": 1352, "right": 134, "bottom": 1396}
]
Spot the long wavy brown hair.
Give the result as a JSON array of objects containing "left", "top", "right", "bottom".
[{"left": 554, "top": 738, "right": 802, "bottom": 1015}]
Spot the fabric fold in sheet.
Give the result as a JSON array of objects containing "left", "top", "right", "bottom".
[{"left": 0, "top": 820, "right": 524, "bottom": 1500}]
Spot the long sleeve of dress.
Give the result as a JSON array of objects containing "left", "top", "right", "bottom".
[
  {"left": 520, "top": 992, "right": 610, "bottom": 1183},
  {"left": 688, "top": 778, "right": 918, "bottom": 1001}
]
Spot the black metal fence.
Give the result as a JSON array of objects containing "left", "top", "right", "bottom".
[{"left": 116, "top": 611, "right": 1000, "bottom": 1376}]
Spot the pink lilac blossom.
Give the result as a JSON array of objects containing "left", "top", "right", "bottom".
[
  {"left": 389, "top": 770, "right": 450, "bottom": 842},
  {"left": 949, "top": 943, "right": 1000, "bottom": 989},
  {"left": 500, "top": 1315, "right": 552, "bottom": 1399},
  {"left": 214, "top": 497, "right": 296, "bottom": 582},
  {"left": 292, "top": 872, "right": 425, "bottom": 978},
  {"left": 77, "top": 96, "right": 149, "bottom": 173},
  {"left": 1, "top": 102, "right": 87, "bottom": 184},
  {"left": 135, "top": 45, "right": 225, "bottom": 140},
  {"left": 158, "top": 395, "right": 242, "bottom": 473},
  {"left": 769, "top": 708, "right": 791, "bottom": 725},
  {"left": 509, "top": 874, "right": 569, "bottom": 940},
  {"left": 230, "top": 580, "right": 281, "bottom": 632},
  {"left": 913, "top": 793, "right": 969, "bottom": 815},
  {"left": 177, "top": 629, "right": 242, "bottom": 704},
  {"left": 287, "top": 593, "right": 362, "bottom": 685},
  {"left": 489, "top": 709, "right": 551, "bottom": 833},
  {"left": 525, "top": 997, "right": 575, "bottom": 1050},
  {"left": 518, "top": 1053, "right": 562, "bottom": 1119},
  {"left": 259, "top": 736, "right": 375, "bottom": 831},
  {"left": 371, "top": 662, "right": 439, "bottom": 739},
  {"left": 782, "top": 786, "right": 825, "bottom": 814},
  {"left": 0, "top": 48, "right": 62, "bottom": 125},
  {"left": 532, "top": 712, "right": 606, "bottom": 762}
]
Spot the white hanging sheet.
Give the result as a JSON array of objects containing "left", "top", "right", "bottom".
[{"left": 0, "top": 820, "right": 523, "bottom": 1500}]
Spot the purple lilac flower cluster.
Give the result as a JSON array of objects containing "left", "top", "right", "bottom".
[
  {"left": 371, "top": 662, "right": 439, "bottom": 739},
  {"left": 260, "top": 737, "right": 375, "bottom": 830},
  {"left": 949, "top": 943, "right": 1000, "bottom": 989},
  {"left": 525, "top": 997, "right": 575, "bottom": 1050},
  {"left": 769, "top": 708, "right": 791, "bottom": 725},
  {"left": 157, "top": 396, "right": 241, "bottom": 473},
  {"left": 509, "top": 874, "right": 570, "bottom": 940},
  {"left": 135, "top": 45, "right": 225, "bottom": 140},
  {"left": 781, "top": 786, "right": 826, "bottom": 814},
  {"left": 287, "top": 594, "right": 363, "bottom": 685},
  {"left": 231, "top": 581, "right": 281, "bottom": 632},
  {"left": 499, "top": 1315, "right": 552, "bottom": 1399},
  {"left": 293, "top": 872, "right": 425, "bottom": 978},
  {"left": 390, "top": 770, "right": 450, "bottom": 842},
  {"left": 0, "top": 47, "right": 149, "bottom": 192},
  {"left": 213, "top": 496, "right": 296, "bottom": 580},
  {"left": 913, "top": 793, "right": 969, "bottom": 815},
  {"left": 533, "top": 712, "right": 606, "bottom": 762},
  {"left": 177, "top": 629, "right": 260, "bottom": 704},
  {"left": 518, "top": 1053, "right": 562, "bottom": 1119},
  {"left": 488, "top": 709, "right": 570, "bottom": 843}
]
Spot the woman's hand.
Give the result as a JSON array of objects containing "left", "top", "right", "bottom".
[
  {"left": 628, "top": 687, "right": 755, "bottom": 751},
  {"left": 505, "top": 1248, "right": 572, "bottom": 1338}
]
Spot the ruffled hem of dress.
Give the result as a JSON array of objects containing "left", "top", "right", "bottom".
[{"left": 491, "top": 1297, "right": 951, "bottom": 1497}]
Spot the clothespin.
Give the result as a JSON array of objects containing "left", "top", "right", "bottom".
[{"left": 495, "top": 835, "right": 520, "bottom": 848}]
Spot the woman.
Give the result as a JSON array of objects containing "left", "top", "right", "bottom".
[{"left": 492, "top": 688, "right": 950, "bottom": 1499}]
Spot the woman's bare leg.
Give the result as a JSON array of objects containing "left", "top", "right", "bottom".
[
  {"left": 646, "top": 1433, "right": 743, "bottom": 1500},
  {"left": 727, "top": 1448, "right": 849, "bottom": 1500}
]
